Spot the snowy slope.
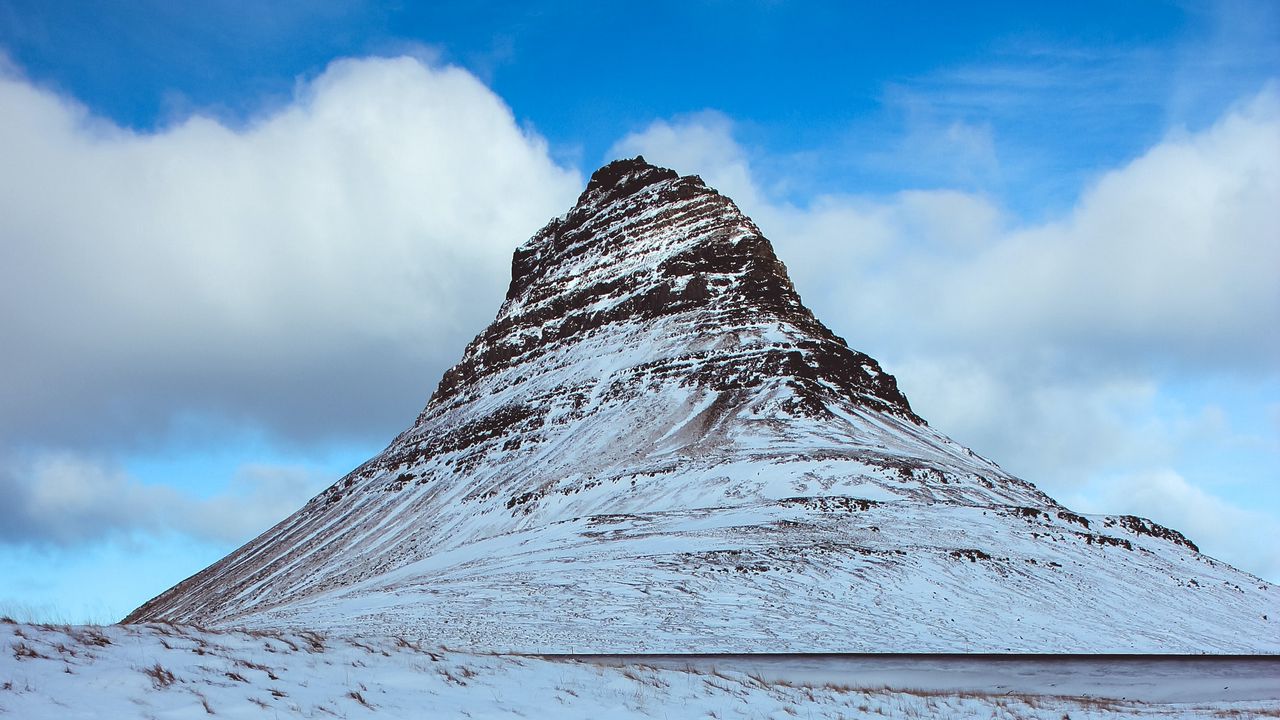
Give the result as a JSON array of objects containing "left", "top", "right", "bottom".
[
  {"left": 125, "top": 157, "right": 1279, "bottom": 652},
  {"left": 5, "top": 622, "right": 1278, "bottom": 719}
]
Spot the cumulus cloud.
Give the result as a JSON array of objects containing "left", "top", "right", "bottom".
[
  {"left": 614, "top": 88, "right": 1280, "bottom": 374},
  {"left": 0, "top": 55, "right": 581, "bottom": 452},
  {"left": 0, "top": 454, "right": 327, "bottom": 546},
  {"left": 612, "top": 88, "right": 1280, "bottom": 580},
  {"left": 890, "top": 89, "right": 1280, "bottom": 370}
]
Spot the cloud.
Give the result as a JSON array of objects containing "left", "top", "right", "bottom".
[
  {"left": 0, "top": 454, "right": 328, "bottom": 546},
  {"left": 811, "top": 4, "right": 1280, "bottom": 208},
  {"left": 0, "top": 55, "right": 581, "bottom": 453},
  {"left": 612, "top": 111, "right": 762, "bottom": 208},
  {"left": 614, "top": 87, "right": 1280, "bottom": 376},
  {"left": 895, "top": 88, "right": 1280, "bottom": 371},
  {"left": 887, "top": 357, "right": 1174, "bottom": 486}
]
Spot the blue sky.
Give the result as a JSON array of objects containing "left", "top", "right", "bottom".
[
  {"left": 0, "top": 0, "right": 1277, "bottom": 621},
  {"left": 7, "top": 1, "right": 1267, "bottom": 202}
]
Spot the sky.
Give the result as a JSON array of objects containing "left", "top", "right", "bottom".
[{"left": 0, "top": 0, "right": 1276, "bottom": 622}]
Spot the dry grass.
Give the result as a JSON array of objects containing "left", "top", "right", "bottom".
[
  {"left": 12, "top": 641, "right": 46, "bottom": 660},
  {"left": 70, "top": 627, "right": 111, "bottom": 647},
  {"left": 392, "top": 635, "right": 421, "bottom": 651},
  {"left": 142, "top": 662, "right": 176, "bottom": 689},
  {"left": 190, "top": 688, "right": 215, "bottom": 714},
  {"left": 234, "top": 657, "right": 272, "bottom": 673},
  {"left": 438, "top": 667, "right": 468, "bottom": 686},
  {"left": 297, "top": 630, "right": 326, "bottom": 653}
]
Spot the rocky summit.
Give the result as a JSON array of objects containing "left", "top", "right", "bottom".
[{"left": 126, "top": 157, "right": 1277, "bottom": 652}]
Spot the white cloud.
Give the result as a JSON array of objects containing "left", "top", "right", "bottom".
[
  {"left": 0, "top": 55, "right": 582, "bottom": 450},
  {"left": 909, "top": 88, "right": 1280, "bottom": 366},
  {"left": 0, "top": 454, "right": 327, "bottom": 546},
  {"left": 618, "top": 88, "right": 1280, "bottom": 372},
  {"left": 612, "top": 111, "right": 761, "bottom": 209},
  {"left": 888, "top": 357, "right": 1171, "bottom": 486}
]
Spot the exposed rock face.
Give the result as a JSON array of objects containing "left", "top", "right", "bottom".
[
  {"left": 430, "top": 158, "right": 916, "bottom": 422},
  {"left": 126, "top": 158, "right": 1277, "bottom": 652}
]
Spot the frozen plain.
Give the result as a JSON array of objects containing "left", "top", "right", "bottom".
[{"left": 3, "top": 621, "right": 1278, "bottom": 719}]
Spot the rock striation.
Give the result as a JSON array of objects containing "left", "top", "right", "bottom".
[{"left": 126, "top": 158, "right": 1277, "bottom": 652}]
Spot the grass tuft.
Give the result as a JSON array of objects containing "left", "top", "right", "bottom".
[
  {"left": 12, "top": 641, "right": 45, "bottom": 660},
  {"left": 142, "top": 662, "right": 176, "bottom": 688}
]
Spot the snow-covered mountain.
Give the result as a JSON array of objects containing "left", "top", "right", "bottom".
[{"left": 125, "top": 157, "right": 1277, "bottom": 652}]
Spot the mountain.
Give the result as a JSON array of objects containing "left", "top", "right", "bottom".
[{"left": 125, "top": 157, "right": 1277, "bottom": 652}]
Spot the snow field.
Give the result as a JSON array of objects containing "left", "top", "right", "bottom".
[{"left": 4, "top": 622, "right": 1277, "bottom": 719}]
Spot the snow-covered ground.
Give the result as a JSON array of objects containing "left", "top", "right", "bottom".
[{"left": 4, "top": 621, "right": 1278, "bottom": 719}]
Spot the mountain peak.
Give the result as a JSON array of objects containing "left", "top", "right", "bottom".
[
  {"left": 432, "top": 156, "right": 918, "bottom": 421},
  {"left": 576, "top": 155, "right": 679, "bottom": 206}
]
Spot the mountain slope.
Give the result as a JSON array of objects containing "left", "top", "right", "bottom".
[{"left": 125, "top": 157, "right": 1278, "bottom": 652}]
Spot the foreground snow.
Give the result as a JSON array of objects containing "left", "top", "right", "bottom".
[{"left": 4, "top": 622, "right": 1277, "bottom": 719}]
